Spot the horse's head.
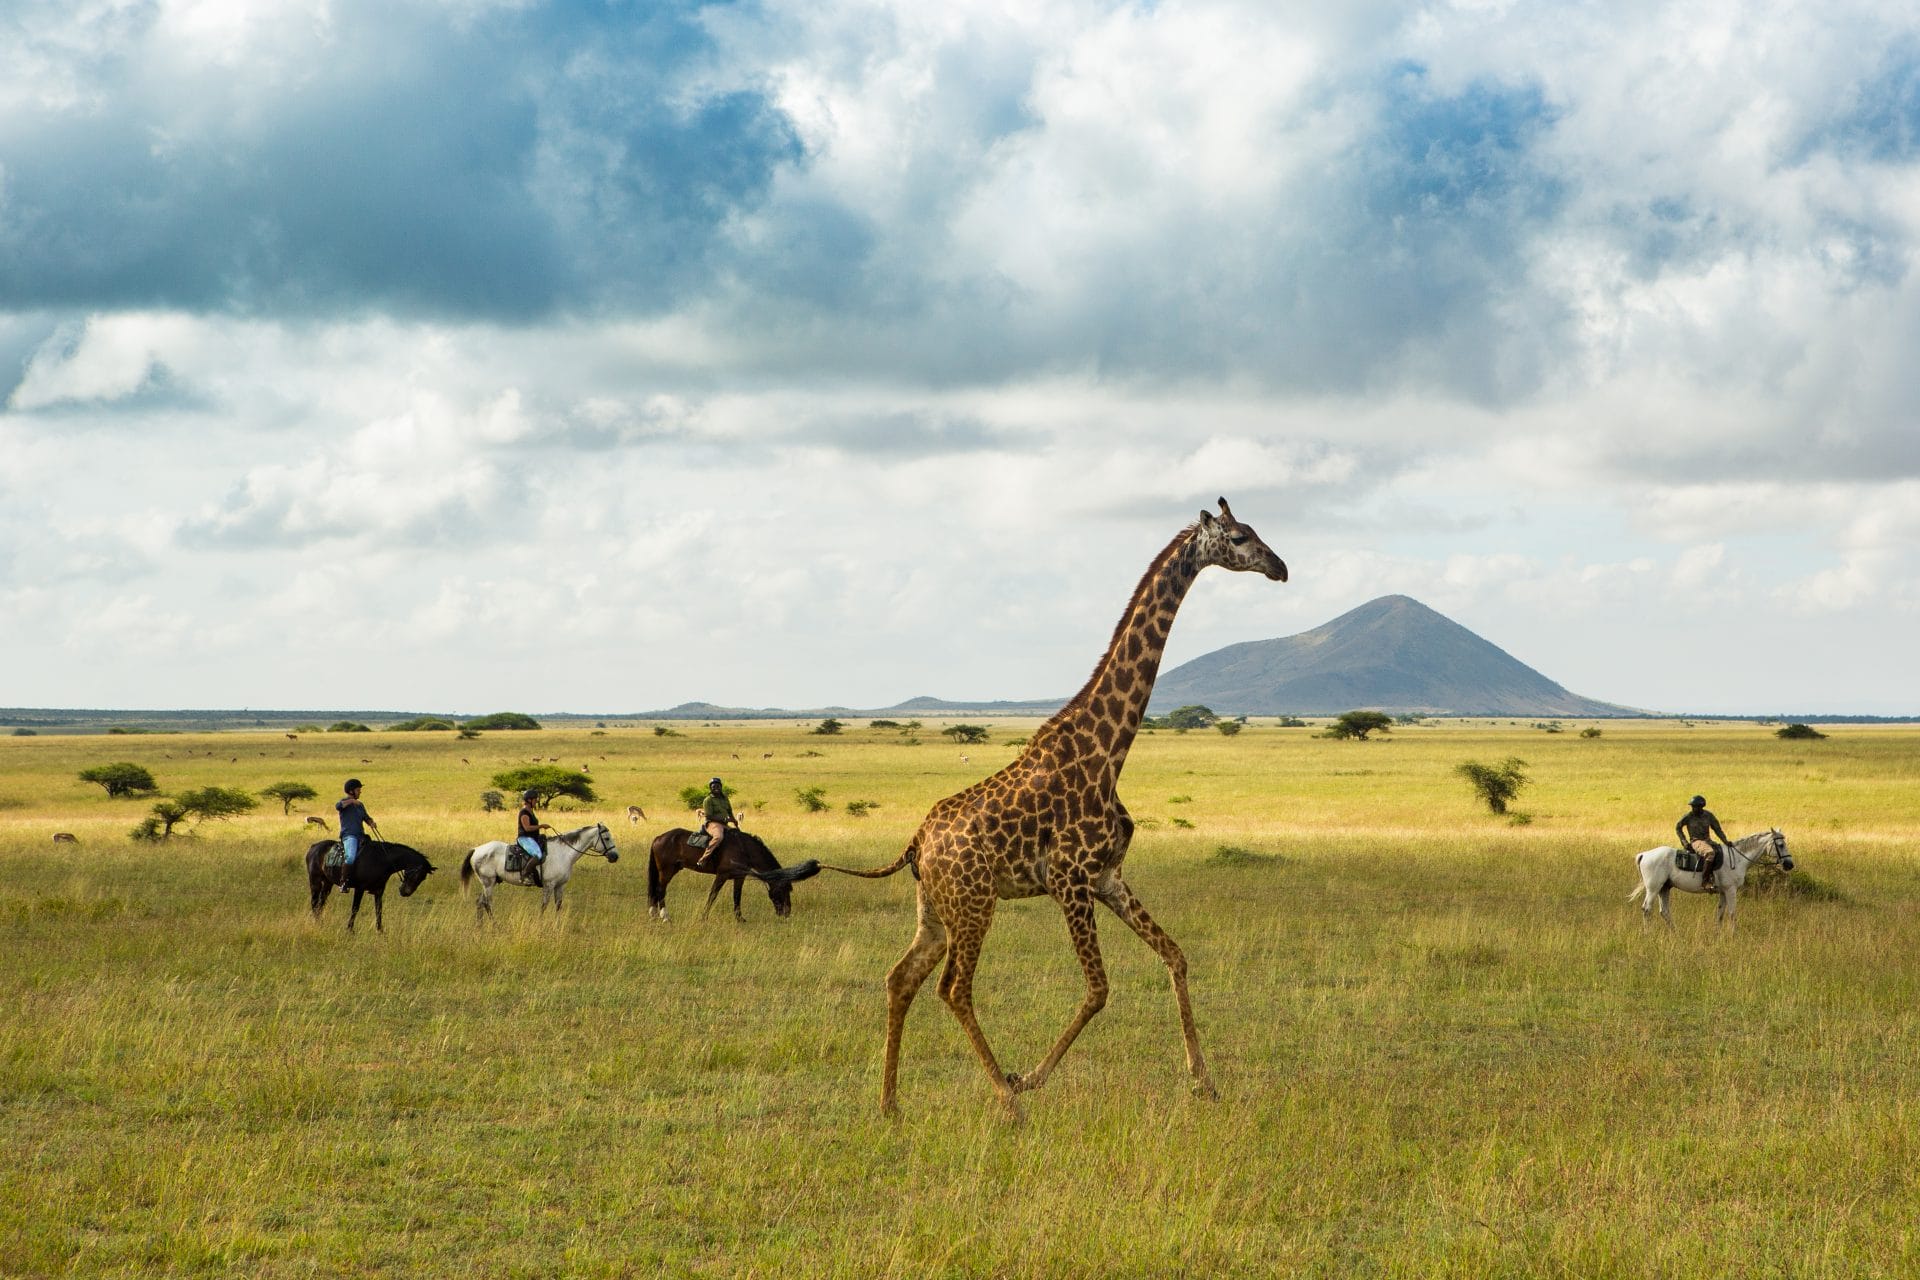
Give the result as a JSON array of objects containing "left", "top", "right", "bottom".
[
  {"left": 399, "top": 854, "right": 436, "bottom": 896},
  {"left": 596, "top": 823, "right": 620, "bottom": 864},
  {"left": 1773, "top": 829, "right": 1793, "bottom": 872}
]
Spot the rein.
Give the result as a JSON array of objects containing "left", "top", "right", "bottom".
[
  {"left": 1726, "top": 831, "right": 1784, "bottom": 869},
  {"left": 552, "top": 825, "right": 614, "bottom": 859}
]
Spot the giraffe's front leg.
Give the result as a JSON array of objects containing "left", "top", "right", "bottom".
[
  {"left": 1095, "top": 874, "right": 1217, "bottom": 1100},
  {"left": 1014, "top": 868, "right": 1109, "bottom": 1095}
]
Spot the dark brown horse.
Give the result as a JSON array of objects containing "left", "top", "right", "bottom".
[
  {"left": 647, "top": 828, "right": 819, "bottom": 922},
  {"left": 305, "top": 839, "right": 436, "bottom": 932}
]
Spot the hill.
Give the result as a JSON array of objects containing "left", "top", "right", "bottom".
[{"left": 1148, "top": 595, "right": 1637, "bottom": 717}]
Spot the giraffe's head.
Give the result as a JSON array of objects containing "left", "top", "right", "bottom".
[{"left": 1193, "top": 497, "right": 1287, "bottom": 581}]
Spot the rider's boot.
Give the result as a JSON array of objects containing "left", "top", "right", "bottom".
[
  {"left": 694, "top": 841, "right": 721, "bottom": 873},
  {"left": 527, "top": 859, "right": 543, "bottom": 888}
]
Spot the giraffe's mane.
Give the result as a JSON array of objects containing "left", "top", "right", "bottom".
[{"left": 1041, "top": 519, "right": 1199, "bottom": 732}]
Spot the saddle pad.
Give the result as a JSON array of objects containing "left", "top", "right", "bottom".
[
  {"left": 1675, "top": 848, "right": 1701, "bottom": 872},
  {"left": 323, "top": 843, "right": 345, "bottom": 870},
  {"left": 688, "top": 831, "right": 709, "bottom": 849}
]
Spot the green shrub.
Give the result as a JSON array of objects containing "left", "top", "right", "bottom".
[
  {"left": 1777, "top": 723, "right": 1826, "bottom": 740},
  {"left": 1456, "top": 757, "right": 1530, "bottom": 815},
  {"left": 795, "top": 786, "right": 830, "bottom": 813},
  {"left": 462, "top": 712, "right": 542, "bottom": 731}
]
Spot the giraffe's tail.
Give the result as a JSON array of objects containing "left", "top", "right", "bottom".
[{"left": 818, "top": 837, "right": 919, "bottom": 880}]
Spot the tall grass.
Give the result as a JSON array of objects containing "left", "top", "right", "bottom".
[{"left": 2, "top": 720, "right": 1917, "bottom": 1276}]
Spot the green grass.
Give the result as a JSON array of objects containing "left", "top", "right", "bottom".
[{"left": 3, "top": 720, "right": 1918, "bottom": 1276}]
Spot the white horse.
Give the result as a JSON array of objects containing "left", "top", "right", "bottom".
[
  {"left": 1629, "top": 829, "right": 1793, "bottom": 933},
  {"left": 459, "top": 822, "right": 620, "bottom": 921}
]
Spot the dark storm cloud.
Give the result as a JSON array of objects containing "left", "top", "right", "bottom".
[{"left": 0, "top": 0, "right": 800, "bottom": 321}]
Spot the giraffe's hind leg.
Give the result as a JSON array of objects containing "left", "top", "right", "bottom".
[
  {"left": 881, "top": 888, "right": 948, "bottom": 1117},
  {"left": 934, "top": 894, "right": 1025, "bottom": 1116},
  {"left": 1096, "top": 875, "right": 1217, "bottom": 1100},
  {"left": 1011, "top": 871, "right": 1109, "bottom": 1097}
]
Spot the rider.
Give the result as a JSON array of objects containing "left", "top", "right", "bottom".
[
  {"left": 693, "top": 777, "right": 738, "bottom": 872},
  {"left": 1676, "top": 794, "right": 1733, "bottom": 892},
  {"left": 516, "top": 789, "right": 549, "bottom": 888},
  {"left": 336, "top": 778, "right": 374, "bottom": 892}
]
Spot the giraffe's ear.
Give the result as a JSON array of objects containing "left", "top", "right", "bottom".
[
  {"left": 1217, "top": 496, "right": 1235, "bottom": 522},
  {"left": 1198, "top": 509, "right": 1216, "bottom": 526}
]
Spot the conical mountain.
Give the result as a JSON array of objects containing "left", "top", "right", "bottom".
[{"left": 1150, "top": 595, "right": 1634, "bottom": 717}]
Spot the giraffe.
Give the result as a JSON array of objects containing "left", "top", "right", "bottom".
[{"left": 822, "top": 498, "right": 1288, "bottom": 1117}]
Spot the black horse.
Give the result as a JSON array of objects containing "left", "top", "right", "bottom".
[
  {"left": 305, "top": 839, "right": 437, "bottom": 932},
  {"left": 647, "top": 828, "right": 820, "bottom": 922}
]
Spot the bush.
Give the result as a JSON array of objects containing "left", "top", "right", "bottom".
[
  {"left": 795, "top": 786, "right": 830, "bottom": 813},
  {"left": 845, "top": 799, "right": 877, "bottom": 817},
  {"left": 1215, "top": 720, "right": 1243, "bottom": 737},
  {"left": 1324, "top": 711, "right": 1394, "bottom": 740},
  {"left": 679, "top": 783, "right": 738, "bottom": 810},
  {"left": 79, "top": 762, "right": 158, "bottom": 798},
  {"left": 868, "top": 720, "right": 901, "bottom": 730},
  {"left": 492, "top": 766, "right": 596, "bottom": 806},
  {"left": 1166, "top": 705, "right": 1218, "bottom": 730},
  {"left": 12, "top": 728, "right": 36, "bottom": 736},
  {"left": 260, "top": 781, "right": 318, "bottom": 814},
  {"left": 1777, "top": 723, "right": 1827, "bottom": 740},
  {"left": 1579, "top": 727, "right": 1603, "bottom": 739},
  {"left": 813, "top": 718, "right": 844, "bottom": 736},
  {"left": 653, "top": 725, "right": 681, "bottom": 737},
  {"left": 1277, "top": 717, "right": 1307, "bottom": 728},
  {"left": 1210, "top": 844, "right": 1284, "bottom": 868},
  {"left": 1456, "top": 757, "right": 1530, "bottom": 814},
  {"left": 458, "top": 726, "right": 481, "bottom": 740},
  {"left": 481, "top": 790, "right": 506, "bottom": 812},
  {"left": 131, "top": 800, "right": 190, "bottom": 841},
  {"left": 462, "top": 712, "right": 542, "bottom": 731},
  {"left": 386, "top": 717, "right": 455, "bottom": 732},
  {"left": 942, "top": 724, "right": 989, "bottom": 745},
  {"left": 327, "top": 721, "right": 371, "bottom": 733}
]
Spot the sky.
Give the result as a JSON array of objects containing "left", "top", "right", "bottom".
[{"left": 3, "top": 0, "right": 1917, "bottom": 717}]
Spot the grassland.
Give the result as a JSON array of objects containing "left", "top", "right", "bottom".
[{"left": 2, "top": 718, "right": 1917, "bottom": 1277}]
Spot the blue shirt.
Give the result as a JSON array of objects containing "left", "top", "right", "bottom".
[{"left": 337, "top": 797, "right": 370, "bottom": 839}]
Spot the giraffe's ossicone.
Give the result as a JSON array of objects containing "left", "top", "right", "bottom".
[{"left": 822, "top": 498, "right": 1288, "bottom": 1117}]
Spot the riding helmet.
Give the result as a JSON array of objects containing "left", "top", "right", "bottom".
[
  {"left": 1690, "top": 795, "right": 1706, "bottom": 807},
  {"left": 344, "top": 778, "right": 362, "bottom": 792},
  {"left": 523, "top": 789, "right": 539, "bottom": 802},
  {"left": 709, "top": 776, "right": 723, "bottom": 787}
]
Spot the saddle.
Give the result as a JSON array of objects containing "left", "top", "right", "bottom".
[
  {"left": 505, "top": 846, "right": 536, "bottom": 875},
  {"left": 323, "top": 842, "right": 346, "bottom": 871},
  {"left": 1674, "top": 847, "right": 1702, "bottom": 873},
  {"left": 687, "top": 830, "right": 709, "bottom": 849}
]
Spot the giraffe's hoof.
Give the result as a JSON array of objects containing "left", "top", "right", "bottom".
[{"left": 1005, "top": 1070, "right": 1023, "bottom": 1090}]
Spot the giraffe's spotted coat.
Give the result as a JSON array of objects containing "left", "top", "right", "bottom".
[{"left": 872, "top": 498, "right": 1288, "bottom": 1117}]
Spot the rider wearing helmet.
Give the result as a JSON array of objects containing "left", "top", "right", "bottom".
[
  {"left": 516, "top": 789, "right": 550, "bottom": 888},
  {"left": 335, "top": 778, "right": 374, "bottom": 893},
  {"left": 694, "top": 777, "right": 737, "bottom": 872},
  {"left": 1676, "top": 794, "right": 1732, "bottom": 892}
]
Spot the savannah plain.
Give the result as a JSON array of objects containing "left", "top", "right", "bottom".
[{"left": 1, "top": 717, "right": 1916, "bottom": 1278}]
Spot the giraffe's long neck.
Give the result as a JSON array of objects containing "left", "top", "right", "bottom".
[{"left": 1047, "top": 528, "right": 1202, "bottom": 773}]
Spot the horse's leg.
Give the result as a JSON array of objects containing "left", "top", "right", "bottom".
[
  {"left": 373, "top": 889, "right": 384, "bottom": 933},
  {"left": 1660, "top": 887, "right": 1674, "bottom": 931},
  {"left": 733, "top": 876, "right": 745, "bottom": 922},
  {"left": 701, "top": 873, "right": 726, "bottom": 920},
  {"left": 347, "top": 888, "right": 364, "bottom": 932},
  {"left": 1722, "top": 887, "right": 1738, "bottom": 934},
  {"left": 552, "top": 882, "right": 564, "bottom": 913},
  {"left": 310, "top": 872, "right": 327, "bottom": 919},
  {"left": 881, "top": 889, "right": 949, "bottom": 1118}
]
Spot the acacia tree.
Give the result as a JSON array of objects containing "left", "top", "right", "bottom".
[
  {"left": 492, "top": 766, "right": 596, "bottom": 806},
  {"left": 260, "top": 781, "right": 318, "bottom": 815},
  {"left": 1324, "top": 711, "right": 1394, "bottom": 740},
  {"left": 79, "top": 762, "right": 158, "bottom": 798},
  {"left": 1165, "top": 705, "right": 1218, "bottom": 730},
  {"left": 179, "top": 787, "right": 259, "bottom": 822},
  {"left": 131, "top": 799, "right": 191, "bottom": 841},
  {"left": 1456, "top": 758, "right": 1530, "bottom": 814},
  {"left": 942, "top": 724, "right": 989, "bottom": 745}
]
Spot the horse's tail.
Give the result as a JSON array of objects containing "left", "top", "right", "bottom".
[
  {"left": 749, "top": 858, "right": 822, "bottom": 886},
  {"left": 818, "top": 837, "right": 918, "bottom": 880},
  {"left": 1627, "top": 849, "right": 1652, "bottom": 904},
  {"left": 646, "top": 837, "right": 665, "bottom": 907},
  {"left": 460, "top": 850, "right": 474, "bottom": 891}
]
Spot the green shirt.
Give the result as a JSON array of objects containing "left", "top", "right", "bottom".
[{"left": 701, "top": 791, "right": 734, "bottom": 823}]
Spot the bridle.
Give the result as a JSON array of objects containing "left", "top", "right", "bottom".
[
  {"left": 1728, "top": 829, "right": 1789, "bottom": 869},
  {"left": 552, "top": 823, "right": 617, "bottom": 859}
]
